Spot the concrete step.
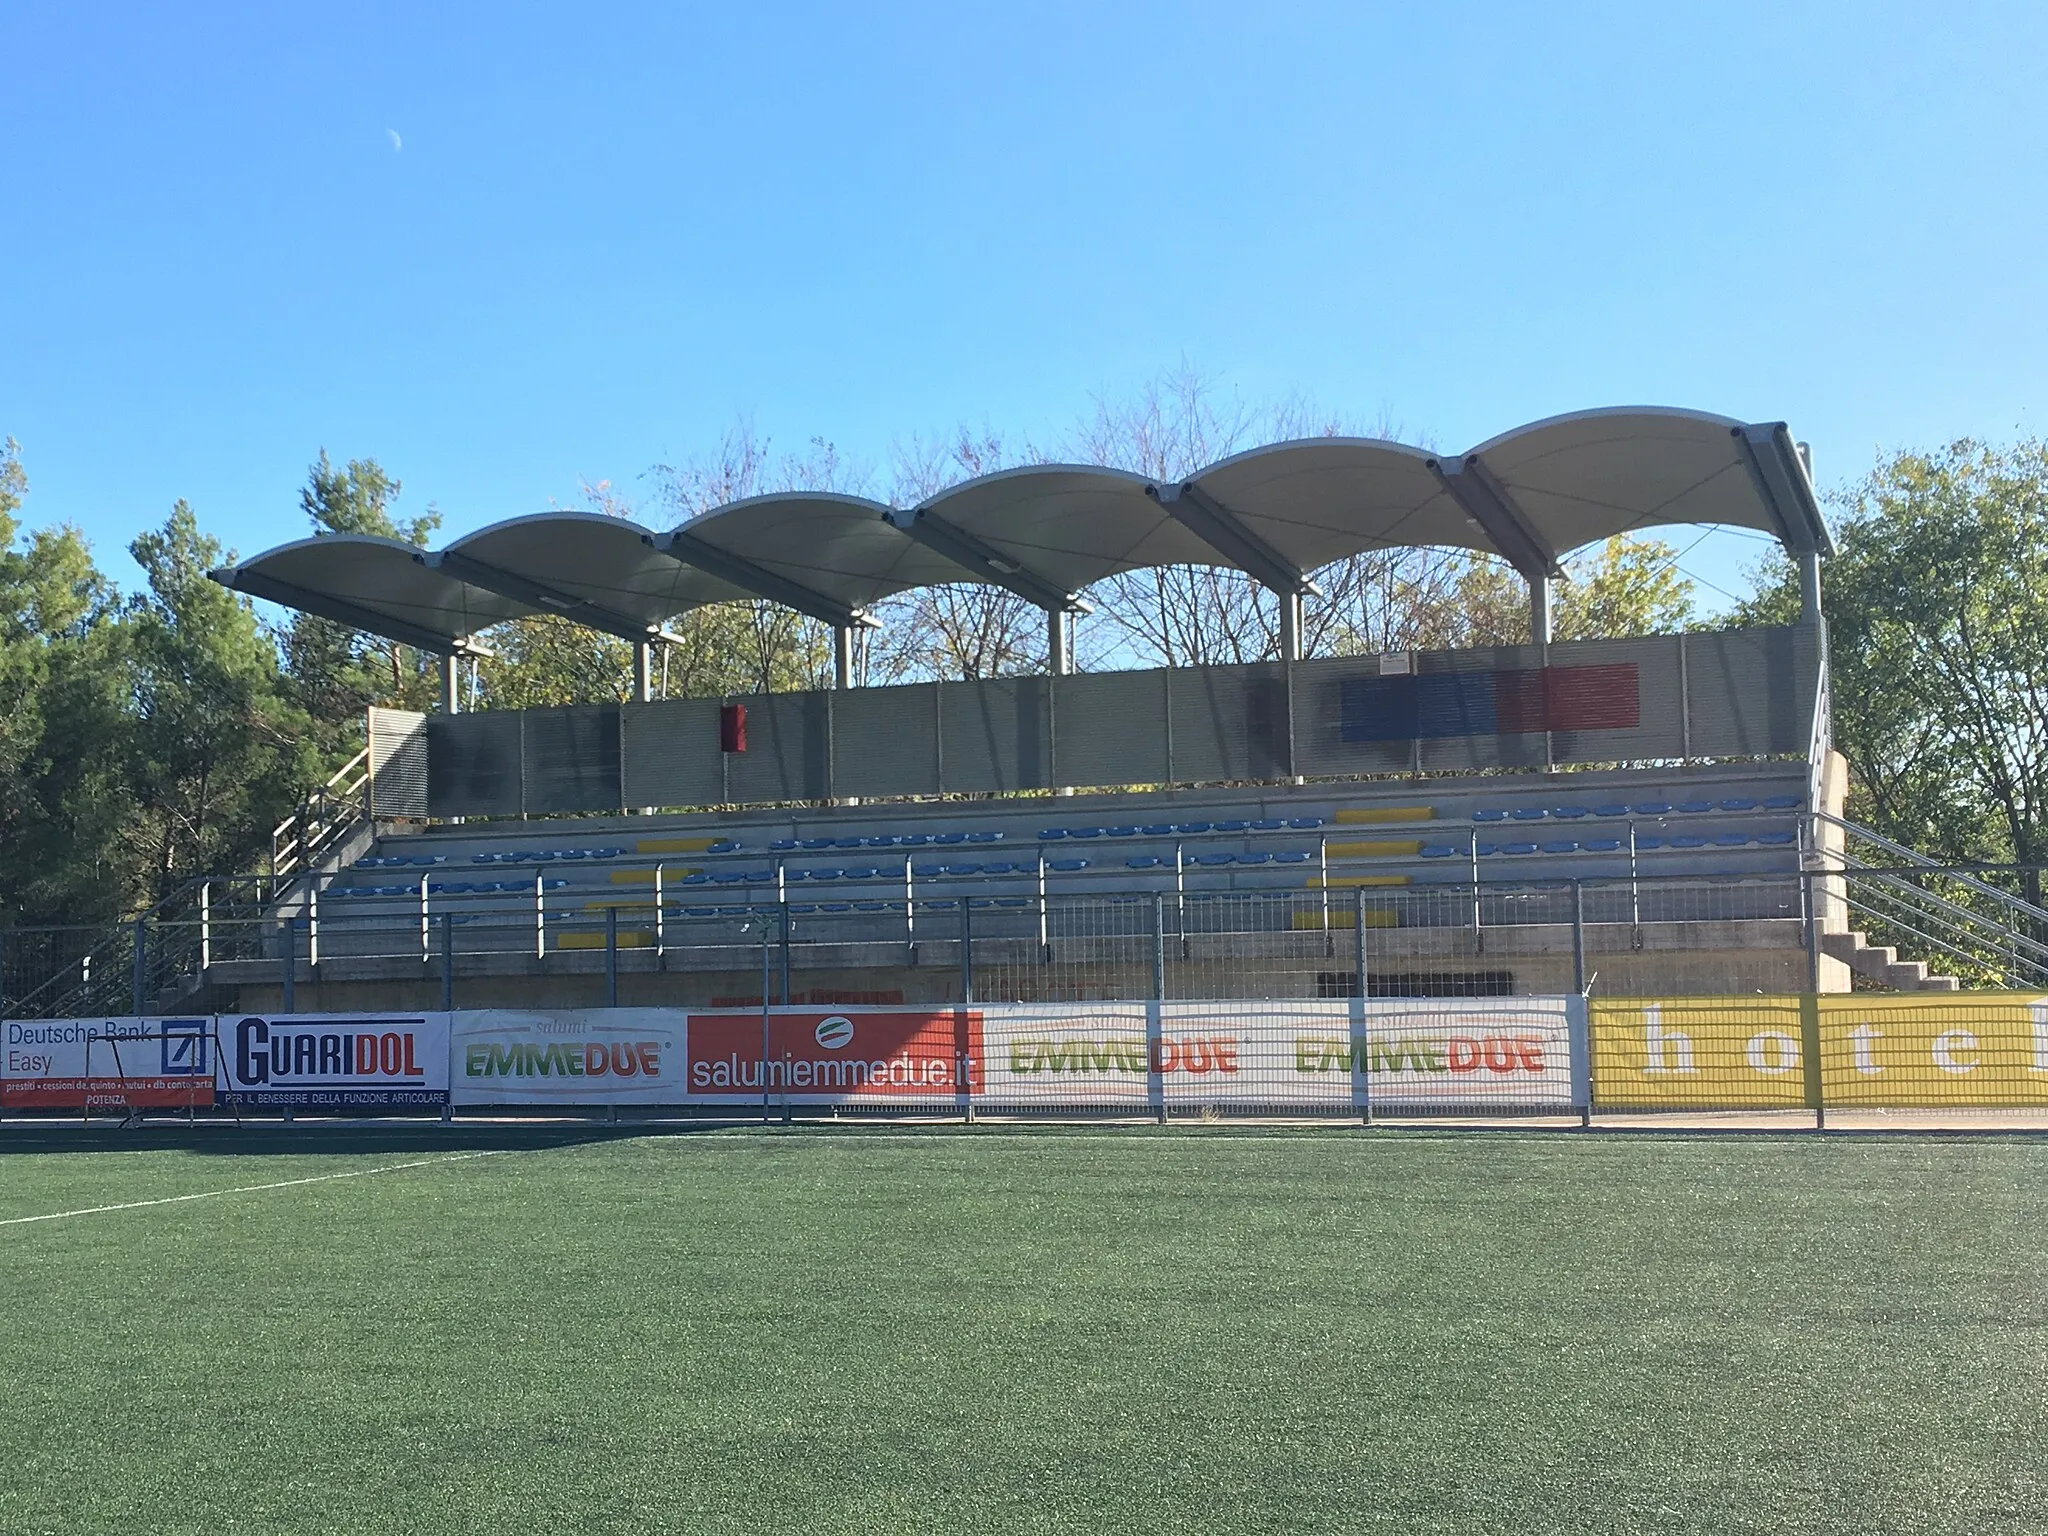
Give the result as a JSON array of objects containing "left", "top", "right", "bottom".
[{"left": 1823, "top": 927, "right": 1962, "bottom": 992}]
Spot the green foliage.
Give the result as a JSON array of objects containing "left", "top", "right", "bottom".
[
  {"left": 1734, "top": 440, "right": 2048, "bottom": 885},
  {"left": 1413, "top": 537, "right": 1697, "bottom": 649}
]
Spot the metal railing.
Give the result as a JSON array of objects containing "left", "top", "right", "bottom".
[
  {"left": 272, "top": 747, "right": 372, "bottom": 877},
  {"left": 1810, "top": 813, "right": 2048, "bottom": 989}
]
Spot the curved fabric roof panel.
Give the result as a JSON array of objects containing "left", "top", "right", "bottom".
[
  {"left": 212, "top": 534, "right": 535, "bottom": 651},
  {"left": 914, "top": 466, "right": 1222, "bottom": 591},
  {"left": 1465, "top": 408, "right": 1830, "bottom": 558},
  {"left": 211, "top": 406, "right": 1828, "bottom": 649},
  {"left": 438, "top": 512, "right": 748, "bottom": 640},
  {"left": 1184, "top": 438, "right": 1492, "bottom": 570},
  {"left": 662, "top": 492, "right": 979, "bottom": 624}
]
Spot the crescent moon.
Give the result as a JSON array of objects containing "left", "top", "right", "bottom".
[{"left": 387, "top": 129, "right": 402, "bottom": 152}]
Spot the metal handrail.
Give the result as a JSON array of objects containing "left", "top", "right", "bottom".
[
  {"left": 1815, "top": 811, "right": 2048, "bottom": 927},
  {"left": 272, "top": 747, "right": 372, "bottom": 876}
]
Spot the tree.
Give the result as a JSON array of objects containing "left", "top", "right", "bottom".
[
  {"left": 127, "top": 503, "right": 317, "bottom": 900},
  {"left": 1734, "top": 439, "right": 2048, "bottom": 891},
  {"left": 280, "top": 453, "right": 441, "bottom": 754}
]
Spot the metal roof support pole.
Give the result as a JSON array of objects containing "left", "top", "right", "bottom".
[
  {"left": 1277, "top": 590, "right": 1302, "bottom": 663},
  {"left": 1529, "top": 575, "right": 1552, "bottom": 647},
  {"left": 834, "top": 625, "right": 855, "bottom": 690},
  {"left": 440, "top": 654, "right": 460, "bottom": 715},
  {"left": 1799, "top": 551, "right": 1822, "bottom": 622},
  {"left": 633, "top": 642, "right": 652, "bottom": 704},
  {"left": 1047, "top": 608, "right": 1071, "bottom": 676}
]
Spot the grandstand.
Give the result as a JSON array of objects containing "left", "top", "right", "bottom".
[{"left": 8, "top": 405, "right": 2047, "bottom": 1022}]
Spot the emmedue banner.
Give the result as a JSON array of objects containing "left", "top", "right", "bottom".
[
  {"left": 981, "top": 999, "right": 1578, "bottom": 1108},
  {"left": 1, "top": 1017, "right": 217, "bottom": 1110},
  {"left": 1590, "top": 996, "right": 2048, "bottom": 1109},
  {"left": 216, "top": 1013, "right": 450, "bottom": 1109},
  {"left": 451, "top": 1009, "right": 687, "bottom": 1105}
]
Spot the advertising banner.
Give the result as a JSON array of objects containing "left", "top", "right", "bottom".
[
  {"left": 450, "top": 1009, "right": 688, "bottom": 1105},
  {"left": 216, "top": 1013, "right": 450, "bottom": 1109},
  {"left": 979, "top": 999, "right": 1578, "bottom": 1109},
  {"left": 1590, "top": 996, "right": 2048, "bottom": 1109},
  {"left": 981, "top": 1003, "right": 1156, "bottom": 1107},
  {"left": 685, "top": 1008, "right": 979, "bottom": 1104},
  {"left": 1, "top": 1017, "right": 217, "bottom": 1111}
]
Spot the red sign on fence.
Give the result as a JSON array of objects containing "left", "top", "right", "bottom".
[{"left": 686, "top": 1009, "right": 982, "bottom": 1101}]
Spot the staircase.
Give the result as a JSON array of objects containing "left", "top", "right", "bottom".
[{"left": 1821, "top": 930, "right": 1960, "bottom": 991}]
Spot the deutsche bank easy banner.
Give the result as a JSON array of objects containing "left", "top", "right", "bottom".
[
  {"left": 684, "top": 1008, "right": 980, "bottom": 1105},
  {"left": 2, "top": 1017, "right": 217, "bottom": 1110},
  {"left": 451, "top": 1009, "right": 687, "bottom": 1105},
  {"left": 216, "top": 1013, "right": 450, "bottom": 1109}
]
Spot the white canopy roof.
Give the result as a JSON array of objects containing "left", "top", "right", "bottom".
[{"left": 212, "top": 406, "right": 1827, "bottom": 650}]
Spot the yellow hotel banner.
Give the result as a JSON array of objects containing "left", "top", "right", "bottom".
[{"left": 1590, "top": 994, "right": 2048, "bottom": 1109}]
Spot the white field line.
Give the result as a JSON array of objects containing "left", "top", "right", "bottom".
[{"left": 0, "top": 1149, "right": 511, "bottom": 1228}]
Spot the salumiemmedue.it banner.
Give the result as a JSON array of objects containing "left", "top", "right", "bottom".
[
  {"left": 684, "top": 1008, "right": 980, "bottom": 1105},
  {"left": 1590, "top": 995, "right": 2048, "bottom": 1109},
  {"left": 216, "top": 1013, "right": 450, "bottom": 1109},
  {"left": 451, "top": 1009, "right": 688, "bottom": 1105}
]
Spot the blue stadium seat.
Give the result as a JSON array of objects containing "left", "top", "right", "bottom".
[
  {"left": 1762, "top": 794, "right": 1802, "bottom": 810},
  {"left": 1675, "top": 801, "right": 1714, "bottom": 815},
  {"left": 1274, "top": 850, "right": 1312, "bottom": 864},
  {"left": 1237, "top": 852, "right": 1271, "bottom": 865},
  {"left": 1510, "top": 808, "right": 1548, "bottom": 822},
  {"left": 770, "top": 839, "right": 798, "bottom": 852},
  {"left": 788, "top": 903, "right": 818, "bottom": 915},
  {"left": 709, "top": 841, "right": 742, "bottom": 854},
  {"left": 1582, "top": 838, "right": 1623, "bottom": 853},
  {"left": 1591, "top": 804, "right": 1630, "bottom": 818},
  {"left": 1106, "top": 825, "right": 1139, "bottom": 838},
  {"left": 810, "top": 867, "right": 844, "bottom": 881},
  {"left": 1419, "top": 845, "right": 1456, "bottom": 858},
  {"left": 1635, "top": 836, "right": 1664, "bottom": 850},
  {"left": 1668, "top": 835, "right": 1709, "bottom": 849},
  {"left": 1175, "top": 822, "right": 1212, "bottom": 834},
  {"left": 843, "top": 867, "right": 878, "bottom": 880},
  {"left": 1756, "top": 830, "right": 1796, "bottom": 846},
  {"left": 679, "top": 873, "right": 711, "bottom": 886},
  {"left": 1141, "top": 823, "right": 1176, "bottom": 836},
  {"left": 1541, "top": 840, "right": 1579, "bottom": 854},
  {"left": 1503, "top": 842, "right": 1539, "bottom": 855},
  {"left": 712, "top": 871, "right": 749, "bottom": 885},
  {"left": 1475, "top": 843, "right": 1500, "bottom": 857},
  {"left": 1714, "top": 833, "right": 1750, "bottom": 847},
  {"left": 967, "top": 831, "right": 1004, "bottom": 844},
  {"left": 913, "top": 863, "right": 943, "bottom": 877},
  {"left": 855, "top": 901, "right": 890, "bottom": 912},
  {"left": 1719, "top": 797, "right": 1759, "bottom": 812},
  {"left": 1215, "top": 819, "right": 1250, "bottom": 832},
  {"left": 981, "top": 861, "right": 1018, "bottom": 875},
  {"left": 1195, "top": 852, "right": 1235, "bottom": 867},
  {"left": 832, "top": 838, "right": 864, "bottom": 850},
  {"left": 1048, "top": 858, "right": 1089, "bottom": 872},
  {"left": 997, "top": 896, "right": 1030, "bottom": 908},
  {"left": 1127, "top": 856, "right": 1161, "bottom": 869},
  {"left": 934, "top": 833, "right": 966, "bottom": 845},
  {"left": 800, "top": 838, "right": 834, "bottom": 851},
  {"left": 943, "top": 863, "right": 982, "bottom": 877},
  {"left": 1252, "top": 818, "right": 1286, "bottom": 830},
  {"left": 1288, "top": 817, "right": 1324, "bottom": 829},
  {"left": 1550, "top": 806, "right": 1589, "bottom": 820},
  {"left": 1070, "top": 827, "right": 1102, "bottom": 839},
  {"left": 1038, "top": 828, "right": 1068, "bottom": 840},
  {"left": 1633, "top": 802, "right": 1673, "bottom": 816},
  {"left": 686, "top": 906, "right": 718, "bottom": 918},
  {"left": 901, "top": 834, "right": 936, "bottom": 846},
  {"left": 1473, "top": 809, "right": 1509, "bottom": 822},
  {"left": 821, "top": 902, "right": 852, "bottom": 913},
  {"left": 864, "top": 835, "right": 898, "bottom": 847}
]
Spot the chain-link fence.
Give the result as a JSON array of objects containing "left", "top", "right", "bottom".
[{"left": 6, "top": 865, "right": 2048, "bottom": 1021}]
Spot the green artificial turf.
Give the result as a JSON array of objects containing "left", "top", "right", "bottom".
[{"left": 1, "top": 1127, "right": 2043, "bottom": 1534}]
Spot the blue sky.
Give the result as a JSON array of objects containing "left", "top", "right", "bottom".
[{"left": 3, "top": 1, "right": 2043, "bottom": 614}]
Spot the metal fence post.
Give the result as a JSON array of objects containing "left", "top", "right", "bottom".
[
  {"left": 1354, "top": 886, "right": 1368, "bottom": 999},
  {"left": 281, "top": 920, "right": 296, "bottom": 1013},
  {"left": 1151, "top": 891, "right": 1167, "bottom": 1002},
  {"left": 653, "top": 865, "right": 665, "bottom": 959},
  {"left": 605, "top": 906, "right": 619, "bottom": 1008},
  {"left": 778, "top": 901, "right": 791, "bottom": 1005},
  {"left": 419, "top": 875, "right": 431, "bottom": 966},
  {"left": 759, "top": 908, "right": 773, "bottom": 1125},
  {"left": 131, "top": 917, "right": 147, "bottom": 1016},
  {"left": 958, "top": 897, "right": 973, "bottom": 1005},
  {"left": 1571, "top": 880, "right": 1587, "bottom": 994},
  {"left": 1147, "top": 897, "right": 1167, "bottom": 1126},
  {"left": 1803, "top": 869, "right": 1826, "bottom": 1132},
  {"left": 1353, "top": 886, "right": 1371, "bottom": 1127},
  {"left": 440, "top": 911, "right": 455, "bottom": 1012},
  {"left": 535, "top": 871, "right": 546, "bottom": 959},
  {"left": 199, "top": 879, "right": 212, "bottom": 972}
]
